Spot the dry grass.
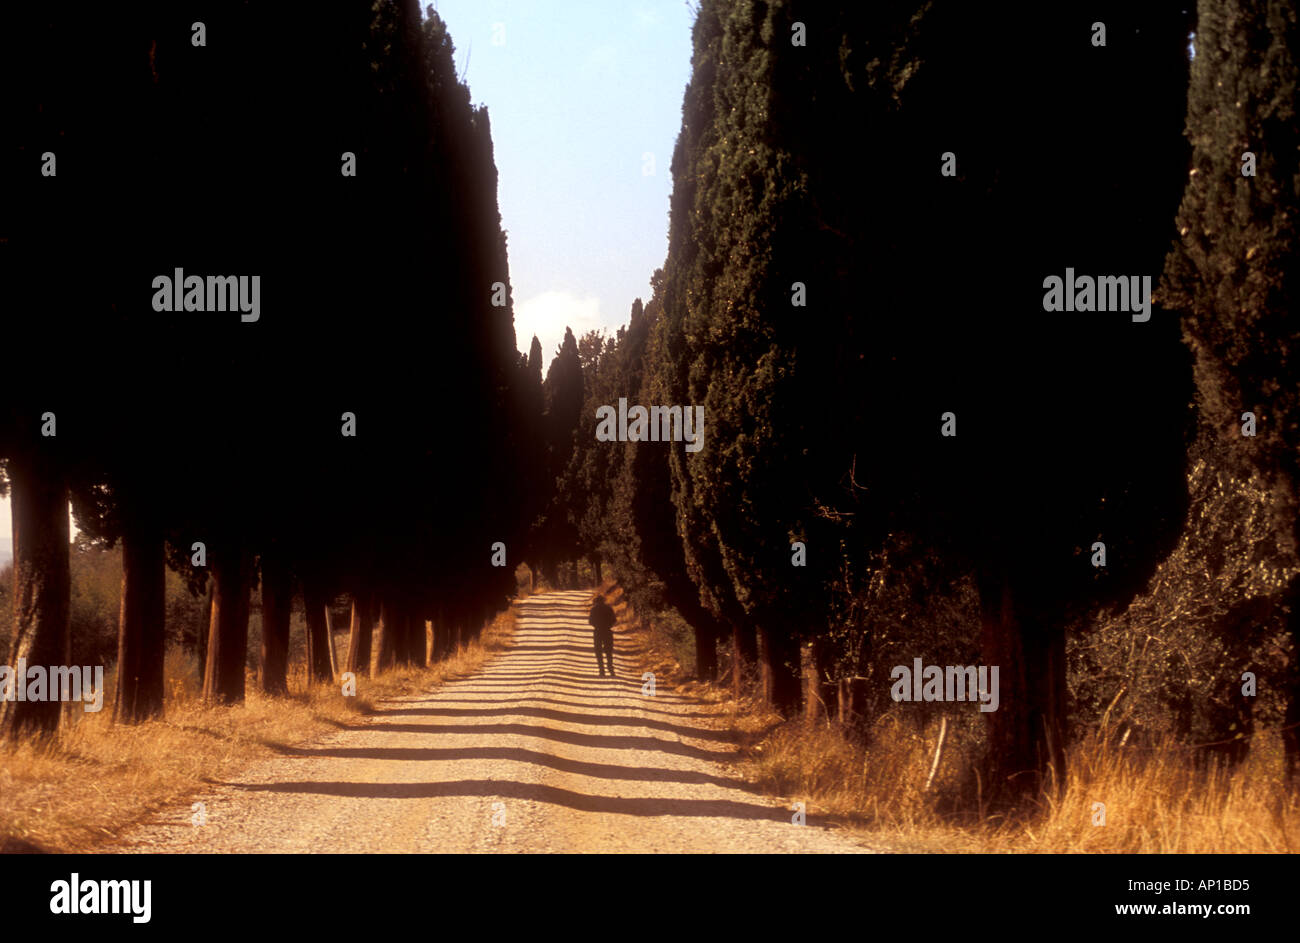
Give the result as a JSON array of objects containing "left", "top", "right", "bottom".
[
  {"left": 0, "top": 604, "right": 517, "bottom": 853},
  {"left": 996, "top": 730, "right": 1296, "bottom": 853},
  {"left": 735, "top": 705, "right": 1298, "bottom": 852},
  {"left": 618, "top": 578, "right": 1298, "bottom": 853}
]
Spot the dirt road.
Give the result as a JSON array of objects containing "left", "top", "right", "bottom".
[{"left": 108, "top": 591, "right": 871, "bottom": 853}]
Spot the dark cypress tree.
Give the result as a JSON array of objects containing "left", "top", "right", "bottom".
[
  {"left": 537, "top": 328, "right": 585, "bottom": 583},
  {"left": 518, "top": 336, "right": 549, "bottom": 585},
  {"left": 613, "top": 278, "right": 726, "bottom": 682},
  {"left": 0, "top": 415, "right": 72, "bottom": 738},
  {"left": 652, "top": 0, "right": 1196, "bottom": 798},
  {"left": 67, "top": 409, "right": 171, "bottom": 723},
  {"left": 258, "top": 543, "right": 293, "bottom": 696},
  {"left": 655, "top": 0, "right": 760, "bottom": 700},
  {"left": 2, "top": 1, "right": 527, "bottom": 717},
  {"left": 1161, "top": 0, "right": 1300, "bottom": 771},
  {"left": 823, "top": 0, "right": 1195, "bottom": 799},
  {"left": 1, "top": 3, "right": 162, "bottom": 734},
  {"left": 546, "top": 329, "right": 585, "bottom": 456}
]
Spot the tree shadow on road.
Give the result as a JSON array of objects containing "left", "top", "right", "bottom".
[
  {"left": 324, "top": 720, "right": 733, "bottom": 762},
  {"left": 263, "top": 741, "right": 759, "bottom": 792},
  {"left": 370, "top": 704, "right": 734, "bottom": 743},
  {"left": 221, "top": 776, "right": 832, "bottom": 826}
]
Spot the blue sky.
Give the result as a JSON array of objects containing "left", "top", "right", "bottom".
[{"left": 429, "top": 0, "right": 694, "bottom": 362}]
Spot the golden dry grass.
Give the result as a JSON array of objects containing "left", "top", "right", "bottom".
[
  {"left": 736, "top": 708, "right": 1298, "bottom": 852},
  {"left": 618, "top": 578, "right": 1298, "bottom": 854},
  {"left": 0, "top": 605, "right": 517, "bottom": 853}
]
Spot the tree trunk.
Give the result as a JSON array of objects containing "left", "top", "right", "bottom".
[
  {"left": 403, "top": 609, "right": 418, "bottom": 666},
  {"left": 438, "top": 603, "right": 455, "bottom": 659},
  {"left": 374, "top": 597, "right": 398, "bottom": 673},
  {"left": 402, "top": 605, "right": 416, "bottom": 664},
  {"left": 0, "top": 449, "right": 71, "bottom": 738},
  {"left": 344, "top": 592, "right": 374, "bottom": 677},
  {"left": 731, "top": 622, "right": 756, "bottom": 701},
  {"left": 259, "top": 552, "right": 292, "bottom": 695},
  {"left": 757, "top": 627, "right": 775, "bottom": 707},
  {"left": 666, "top": 585, "right": 719, "bottom": 683},
  {"left": 415, "top": 611, "right": 430, "bottom": 667},
  {"left": 978, "top": 567, "right": 1067, "bottom": 806},
  {"left": 437, "top": 619, "right": 449, "bottom": 660},
  {"left": 114, "top": 525, "right": 166, "bottom": 723},
  {"left": 196, "top": 575, "right": 213, "bottom": 685},
  {"left": 428, "top": 601, "right": 445, "bottom": 662},
  {"left": 694, "top": 623, "right": 718, "bottom": 683},
  {"left": 326, "top": 606, "right": 340, "bottom": 677},
  {"left": 801, "top": 641, "right": 823, "bottom": 724},
  {"left": 756, "top": 625, "right": 801, "bottom": 715},
  {"left": 839, "top": 627, "right": 872, "bottom": 739},
  {"left": 203, "top": 544, "right": 251, "bottom": 705},
  {"left": 836, "top": 678, "right": 859, "bottom": 727},
  {"left": 303, "top": 579, "right": 333, "bottom": 683},
  {"left": 393, "top": 607, "right": 413, "bottom": 667},
  {"left": 812, "top": 635, "right": 837, "bottom": 724}
]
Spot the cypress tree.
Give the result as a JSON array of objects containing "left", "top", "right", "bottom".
[{"left": 1161, "top": 0, "right": 1300, "bottom": 770}]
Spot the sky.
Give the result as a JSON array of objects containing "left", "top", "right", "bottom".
[
  {"left": 0, "top": 497, "right": 9, "bottom": 563},
  {"left": 429, "top": 0, "right": 694, "bottom": 363}
]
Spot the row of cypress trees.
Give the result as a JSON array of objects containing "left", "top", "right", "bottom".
[
  {"left": 0, "top": 4, "right": 551, "bottom": 734},
  {"left": 553, "top": 0, "right": 1298, "bottom": 805}
]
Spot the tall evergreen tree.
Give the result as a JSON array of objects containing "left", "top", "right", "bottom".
[
  {"left": 613, "top": 279, "right": 726, "bottom": 681},
  {"left": 1161, "top": 0, "right": 1300, "bottom": 770},
  {"left": 653, "top": 0, "right": 1195, "bottom": 804},
  {"left": 0, "top": 417, "right": 71, "bottom": 738},
  {"left": 3, "top": 1, "right": 528, "bottom": 721},
  {"left": 537, "top": 328, "right": 585, "bottom": 584}
]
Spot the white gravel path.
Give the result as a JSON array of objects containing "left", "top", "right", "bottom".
[{"left": 106, "top": 590, "right": 874, "bottom": 853}]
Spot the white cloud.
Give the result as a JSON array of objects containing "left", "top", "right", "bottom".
[{"left": 516, "top": 290, "right": 604, "bottom": 363}]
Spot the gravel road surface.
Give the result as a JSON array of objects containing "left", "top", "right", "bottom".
[{"left": 107, "top": 590, "right": 872, "bottom": 853}]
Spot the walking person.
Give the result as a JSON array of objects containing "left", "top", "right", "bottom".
[{"left": 588, "top": 593, "right": 617, "bottom": 678}]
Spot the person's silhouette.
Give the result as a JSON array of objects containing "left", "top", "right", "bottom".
[{"left": 587, "top": 593, "right": 617, "bottom": 677}]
